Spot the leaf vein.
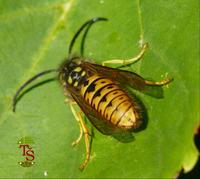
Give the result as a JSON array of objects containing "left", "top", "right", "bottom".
[{"left": 0, "top": 0, "right": 74, "bottom": 126}]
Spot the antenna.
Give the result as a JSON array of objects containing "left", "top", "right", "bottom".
[
  {"left": 68, "top": 17, "right": 108, "bottom": 56},
  {"left": 12, "top": 69, "right": 57, "bottom": 112}
]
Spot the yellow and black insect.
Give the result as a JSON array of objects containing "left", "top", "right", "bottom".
[{"left": 13, "top": 17, "right": 173, "bottom": 170}]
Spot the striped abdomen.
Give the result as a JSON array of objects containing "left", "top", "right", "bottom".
[{"left": 80, "top": 75, "right": 142, "bottom": 129}]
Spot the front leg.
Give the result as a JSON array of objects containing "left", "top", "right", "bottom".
[
  {"left": 69, "top": 102, "right": 83, "bottom": 146},
  {"left": 78, "top": 112, "right": 91, "bottom": 171},
  {"left": 69, "top": 102, "right": 91, "bottom": 171}
]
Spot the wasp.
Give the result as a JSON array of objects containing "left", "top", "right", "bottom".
[{"left": 13, "top": 17, "right": 173, "bottom": 170}]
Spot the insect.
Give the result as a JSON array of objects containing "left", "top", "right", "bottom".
[{"left": 13, "top": 17, "right": 173, "bottom": 170}]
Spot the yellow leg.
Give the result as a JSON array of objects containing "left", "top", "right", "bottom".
[
  {"left": 145, "top": 77, "right": 173, "bottom": 86},
  {"left": 102, "top": 43, "right": 148, "bottom": 66},
  {"left": 78, "top": 112, "right": 91, "bottom": 171},
  {"left": 69, "top": 102, "right": 91, "bottom": 171},
  {"left": 69, "top": 102, "right": 83, "bottom": 146}
]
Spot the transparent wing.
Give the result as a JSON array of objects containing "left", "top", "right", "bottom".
[{"left": 82, "top": 61, "right": 164, "bottom": 98}]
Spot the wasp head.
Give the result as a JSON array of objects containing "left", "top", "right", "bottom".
[{"left": 59, "top": 57, "right": 82, "bottom": 86}]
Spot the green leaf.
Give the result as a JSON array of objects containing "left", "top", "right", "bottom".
[{"left": 0, "top": 0, "right": 199, "bottom": 178}]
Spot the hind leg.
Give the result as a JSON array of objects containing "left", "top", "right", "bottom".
[
  {"left": 144, "top": 77, "right": 173, "bottom": 86},
  {"left": 102, "top": 43, "right": 148, "bottom": 66}
]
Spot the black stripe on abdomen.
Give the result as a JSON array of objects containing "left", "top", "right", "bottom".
[{"left": 83, "top": 77, "right": 104, "bottom": 98}]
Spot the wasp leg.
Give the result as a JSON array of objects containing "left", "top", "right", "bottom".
[
  {"left": 145, "top": 77, "right": 173, "bottom": 86},
  {"left": 69, "top": 102, "right": 83, "bottom": 146},
  {"left": 69, "top": 103, "right": 91, "bottom": 171},
  {"left": 78, "top": 112, "right": 91, "bottom": 171},
  {"left": 102, "top": 43, "right": 148, "bottom": 66}
]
